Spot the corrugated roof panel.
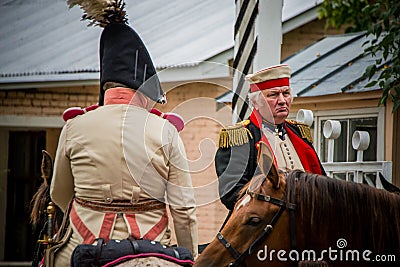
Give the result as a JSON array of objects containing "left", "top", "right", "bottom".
[
  {"left": 282, "top": 0, "right": 323, "bottom": 21},
  {"left": 287, "top": 34, "right": 375, "bottom": 96},
  {"left": 284, "top": 32, "right": 366, "bottom": 73},
  {"left": 345, "top": 63, "right": 387, "bottom": 93},
  {"left": 0, "top": 1, "right": 101, "bottom": 76},
  {"left": 0, "top": 0, "right": 323, "bottom": 84},
  {"left": 123, "top": 0, "right": 234, "bottom": 68},
  {"left": 304, "top": 51, "right": 383, "bottom": 96},
  {"left": 0, "top": 0, "right": 234, "bottom": 80},
  {"left": 141, "top": 0, "right": 234, "bottom": 68}
]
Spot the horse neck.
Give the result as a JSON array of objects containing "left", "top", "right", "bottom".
[{"left": 292, "top": 171, "right": 400, "bottom": 254}]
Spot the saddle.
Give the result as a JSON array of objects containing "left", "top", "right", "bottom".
[{"left": 71, "top": 237, "right": 194, "bottom": 267}]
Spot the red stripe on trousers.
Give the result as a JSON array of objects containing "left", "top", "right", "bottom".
[
  {"left": 142, "top": 210, "right": 168, "bottom": 240},
  {"left": 125, "top": 214, "right": 141, "bottom": 239},
  {"left": 70, "top": 203, "right": 96, "bottom": 244},
  {"left": 98, "top": 213, "right": 116, "bottom": 243}
]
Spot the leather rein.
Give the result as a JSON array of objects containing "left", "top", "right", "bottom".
[{"left": 216, "top": 174, "right": 298, "bottom": 267}]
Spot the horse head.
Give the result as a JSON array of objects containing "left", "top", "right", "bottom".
[
  {"left": 195, "top": 142, "right": 293, "bottom": 267},
  {"left": 31, "top": 150, "right": 65, "bottom": 267},
  {"left": 196, "top": 141, "right": 400, "bottom": 266},
  {"left": 30, "top": 150, "right": 54, "bottom": 226}
]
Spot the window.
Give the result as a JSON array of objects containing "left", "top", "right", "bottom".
[
  {"left": 319, "top": 117, "right": 378, "bottom": 162},
  {"left": 313, "top": 108, "right": 386, "bottom": 184},
  {"left": 312, "top": 107, "right": 384, "bottom": 163}
]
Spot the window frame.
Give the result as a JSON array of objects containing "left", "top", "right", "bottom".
[{"left": 312, "top": 107, "right": 385, "bottom": 162}]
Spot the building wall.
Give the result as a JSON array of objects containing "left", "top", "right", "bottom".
[
  {"left": 392, "top": 107, "right": 400, "bottom": 185},
  {"left": 155, "top": 80, "right": 232, "bottom": 244},
  {"left": 0, "top": 86, "right": 98, "bottom": 158},
  {"left": 282, "top": 19, "right": 345, "bottom": 60},
  {"left": 0, "top": 86, "right": 98, "bottom": 117}
]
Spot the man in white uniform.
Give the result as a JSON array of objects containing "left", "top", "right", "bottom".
[{"left": 50, "top": 10, "right": 198, "bottom": 266}]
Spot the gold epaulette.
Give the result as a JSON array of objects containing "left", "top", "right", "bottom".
[
  {"left": 218, "top": 120, "right": 253, "bottom": 148},
  {"left": 286, "top": 119, "right": 313, "bottom": 143}
]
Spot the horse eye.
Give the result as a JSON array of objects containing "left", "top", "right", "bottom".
[{"left": 246, "top": 216, "right": 262, "bottom": 226}]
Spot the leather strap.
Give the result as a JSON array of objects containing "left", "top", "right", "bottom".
[
  {"left": 94, "top": 238, "right": 104, "bottom": 266},
  {"left": 128, "top": 236, "right": 140, "bottom": 253},
  {"left": 75, "top": 197, "right": 165, "bottom": 212}
]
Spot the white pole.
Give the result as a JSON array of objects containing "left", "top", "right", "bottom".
[
  {"left": 327, "top": 139, "right": 335, "bottom": 163},
  {"left": 323, "top": 120, "right": 342, "bottom": 163},
  {"left": 253, "top": 0, "right": 283, "bottom": 70}
]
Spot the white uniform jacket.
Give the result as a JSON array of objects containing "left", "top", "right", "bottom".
[{"left": 50, "top": 104, "right": 198, "bottom": 265}]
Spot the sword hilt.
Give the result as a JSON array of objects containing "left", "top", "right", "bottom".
[{"left": 37, "top": 202, "right": 56, "bottom": 248}]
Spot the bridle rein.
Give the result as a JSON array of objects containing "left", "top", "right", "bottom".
[{"left": 216, "top": 174, "right": 298, "bottom": 267}]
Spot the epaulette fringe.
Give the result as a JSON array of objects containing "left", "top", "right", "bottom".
[
  {"left": 218, "top": 121, "right": 252, "bottom": 148},
  {"left": 286, "top": 119, "right": 313, "bottom": 143}
]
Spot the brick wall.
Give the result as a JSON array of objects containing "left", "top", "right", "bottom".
[{"left": 0, "top": 86, "right": 98, "bottom": 116}]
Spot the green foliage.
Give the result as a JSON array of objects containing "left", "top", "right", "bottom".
[{"left": 319, "top": 0, "right": 400, "bottom": 112}]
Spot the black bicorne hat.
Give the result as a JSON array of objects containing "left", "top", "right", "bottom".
[{"left": 98, "top": 23, "right": 165, "bottom": 105}]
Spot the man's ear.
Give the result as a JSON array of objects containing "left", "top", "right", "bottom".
[{"left": 257, "top": 141, "right": 280, "bottom": 188}]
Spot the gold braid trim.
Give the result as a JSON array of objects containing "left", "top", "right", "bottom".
[
  {"left": 286, "top": 119, "right": 313, "bottom": 143},
  {"left": 218, "top": 120, "right": 253, "bottom": 148}
]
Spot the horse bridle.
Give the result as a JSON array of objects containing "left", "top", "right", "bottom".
[{"left": 216, "top": 174, "right": 298, "bottom": 267}]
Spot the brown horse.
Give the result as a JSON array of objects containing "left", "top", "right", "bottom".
[
  {"left": 195, "top": 142, "right": 400, "bottom": 267},
  {"left": 30, "top": 151, "right": 189, "bottom": 267}
]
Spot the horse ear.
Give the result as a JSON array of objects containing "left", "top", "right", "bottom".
[
  {"left": 257, "top": 142, "right": 280, "bottom": 188},
  {"left": 41, "top": 150, "right": 53, "bottom": 185}
]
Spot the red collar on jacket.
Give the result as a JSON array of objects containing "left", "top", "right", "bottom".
[{"left": 249, "top": 110, "right": 323, "bottom": 175}]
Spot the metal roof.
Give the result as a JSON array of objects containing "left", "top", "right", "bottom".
[
  {"left": 216, "top": 31, "right": 386, "bottom": 102},
  {"left": 0, "top": 0, "right": 322, "bottom": 85},
  {"left": 283, "top": 32, "right": 386, "bottom": 97}
]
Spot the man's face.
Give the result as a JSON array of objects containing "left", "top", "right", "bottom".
[{"left": 257, "top": 86, "right": 292, "bottom": 124}]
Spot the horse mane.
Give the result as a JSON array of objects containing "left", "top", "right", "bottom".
[
  {"left": 30, "top": 181, "right": 51, "bottom": 225},
  {"left": 30, "top": 150, "right": 63, "bottom": 229},
  {"left": 30, "top": 150, "right": 53, "bottom": 225},
  {"left": 288, "top": 170, "right": 400, "bottom": 254}
]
